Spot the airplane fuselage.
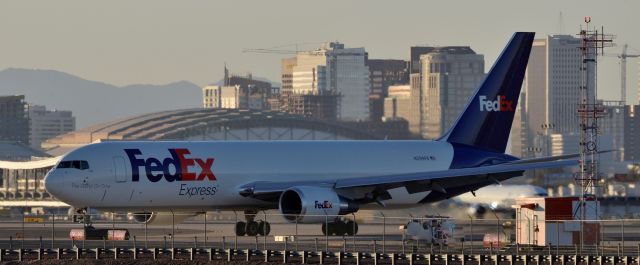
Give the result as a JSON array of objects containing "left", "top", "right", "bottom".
[
  {"left": 43, "top": 32, "right": 547, "bottom": 230},
  {"left": 46, "top": 140, "right": 459, "bottom": 212}
]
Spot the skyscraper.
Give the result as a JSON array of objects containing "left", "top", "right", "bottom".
[
  {"left": 203, "top": 67, "right": 273, "bottom": 110},
  {"left": 367, "top": 59, "right": 409, "bottom": 121},
  {"left": 600, "top": 100, "right": 625, "bottom": 161},
  {"left": 409, "top": 46, "right": 435, "bottom": 74},
  {"left": 383, "top": 85, "right": 420, "bottom": 135},
  {"left": 202, "top": 85, "right": 242, "bottom": 109},
  {"left": 281, "top": 57, "right": 297, "bottom": 95},
  {"left": 420, "top": 47, "right": 485, "bottom": 139},
  {"left": 510, "top": 94, "right": 525, "bottom": 157},
  {"left": 0, "top": 95, "right": 29, "bottom": 145},
  {"left": 517, "top": 35, "right": 585, "bottom": 157},
  {"left": 28, "top": 105, "right": 75, "bottom": 150},
  {"left": 625, "top": 105, "right": 640, "bottom": 161},
  {"left": 285, "top": 42, "right": 370, "bottom": 121}
]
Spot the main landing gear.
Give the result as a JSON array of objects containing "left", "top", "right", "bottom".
[
  {"left": 234, "top": 210, "right": 271, "bottom": 236},
  {"left": 322, "top": 219, "right": 358, "bottom": 236}
]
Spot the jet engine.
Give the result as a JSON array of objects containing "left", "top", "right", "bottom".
[
  {"left": 467, "top": 204, "right": 487, "bottom": 218},
  {"left": 129, "top": 212, "right": 197, "bottom": 225},
  {"left": 278, "top": 186, "right": 358, "bottom": 223}
]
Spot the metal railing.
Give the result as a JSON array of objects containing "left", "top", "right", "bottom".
[{"left": 1, "top": 212, "right": 640, "bottom": 262}]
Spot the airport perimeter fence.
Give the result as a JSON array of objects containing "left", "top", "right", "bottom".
[{"left": 2, "top": 212, "right": 640, "bottom": 257}]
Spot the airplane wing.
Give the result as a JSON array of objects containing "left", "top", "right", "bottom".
[
  {"left": 507, "top": 150, "right": 615, "bottom": 165},
  {"left": 239, "top": 159, "right": 576, "bottom": 202}
]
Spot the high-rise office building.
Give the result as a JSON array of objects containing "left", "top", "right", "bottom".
[
  {"left": 281, "top": 57, "right": 297, "bottom": 95},
  {"left": 202, "top": 85, "right": 242, "bottom": 109},
  {"left": 409, "top": 73, "right": 422, "bottom": 136},
  {"left": 280, "top": 53, "right": 338, "bottom": 120},
  {"left": 625, "top": 105, "right": 640, "bottom": 161},
  {"left": 0, "top": 95, "right": 29, "bottom": 145},
  {"left": 28, "top": 105, "right": 75, "bottom": 150},
  {"left": 383, "top": 85, "right": 420, "bottom": 135},
  {"left": 367, "top": 59, "right": 409, "bottom": 121},
  {"left": 420, "top": 47, "right": 484, "bottom": 139},
  {"left": 516, "top": 35, "right": 585, "bottom": 157},
  {"left": 203, "top": 67, "right": 273, "bottom": 110},
  {"left": 409, "top": 46, "right": 435, "bottom": 74},
  {"left": 510, "top": 94, "right": 525, "bottom": 157},
  {"left": 600, "top": 101, "right": 625, "bottom": 161},
  {"left": 285, "top": 42, "right": 370, "bottom": 121}
]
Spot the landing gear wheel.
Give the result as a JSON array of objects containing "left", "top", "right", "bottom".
[
  {"left": 322, "top": 221, "right": 356, "bottom": 236},
  {"left": 246, "top": 221, "right": 259, "bottom": 236},
  {"left": 333, "top": 221, "right": 346, "bottom": 236},
  {"left": 345, "top": 220, "right": 358, "bottom": 236},
  {"left": 235, "top": 221, "right": 246, "bottom": 236},
  {"left": 320, "top": 220, "right": 359, "bottom": 236},
  {"left": 258, "top": 221, "right": 271, "bottom": 236},
  {"left": 322, "top": 222, "right": 334, "bottom": 236}
]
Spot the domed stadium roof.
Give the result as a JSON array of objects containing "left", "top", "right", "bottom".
[{"left": 43, "top": 108, "right": 379, "bottom": 155}]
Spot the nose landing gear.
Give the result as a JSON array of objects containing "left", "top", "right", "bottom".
[{"left": 69, "top": 207, "right": 130, "bottom": 240}]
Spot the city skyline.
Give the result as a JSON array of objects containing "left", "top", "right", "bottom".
[
  {"left": 1, "top": 1, "right": 638, "bottom": 103},
  {"left": 4, "top": 3, "right": 640, "bottom": 250}
]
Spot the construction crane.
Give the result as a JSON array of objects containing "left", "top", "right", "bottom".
[
  {"left": 242, "top": 48, "right": 298, "bottom": 54},
  {"left": 605, "top": 44, "right": 640, "bottom": 103},
  {"left": 242, "top": 42, "right": 326, "bottom": 55}
]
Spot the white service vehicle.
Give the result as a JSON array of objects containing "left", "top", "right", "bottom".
[{"left": 401, "top": 218, "right": 455, "bottom": 245}]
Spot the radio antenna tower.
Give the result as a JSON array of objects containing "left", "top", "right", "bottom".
[{"left": 575, "top": 17, "right": 613, "bottom": 249}]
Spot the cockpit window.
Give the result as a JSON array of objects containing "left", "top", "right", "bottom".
[
  {"left": 58, "top": 161, "right": 72, "bottom": 169},
  {"left": 57, "top": 160, "right": 90, "bottom": 170},
  {"left": 80, "top": 161, "right": 89, "bottom": 170}
]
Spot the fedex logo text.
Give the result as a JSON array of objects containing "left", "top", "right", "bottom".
[
  {"left": 315, "top": 200, "right": 333, "bottom": 209},
  {"left": 125, "top": 148, "right": 216, "bottom": 182},
  {"left": 479, "top": 95, "right": 513, "bottom": 112}
]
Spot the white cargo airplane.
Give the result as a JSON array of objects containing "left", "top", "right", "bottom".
[{"left": 44, "top": 32, "right": 573, "bottom": 237}]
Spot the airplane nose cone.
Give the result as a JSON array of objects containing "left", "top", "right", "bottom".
[{"left": 44, "top": 170, "right": 63, "bottom": 198}]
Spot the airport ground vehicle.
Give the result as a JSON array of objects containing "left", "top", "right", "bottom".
[{"left": 401, "top": 217, "right": 455, "bottom": 245}]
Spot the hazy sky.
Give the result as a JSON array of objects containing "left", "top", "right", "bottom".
[{"left": 1, "top": 1, "right": 638, "bottom": 102}]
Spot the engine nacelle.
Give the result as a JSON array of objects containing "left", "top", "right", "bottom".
[
  {"left": 467, "top": 204, "right": 487, "bottom": 218},
  {"left": 129, "top": 212, "right": 196, "bottom": 225},
  {"left": 279, "top": 186, "right": 358, "bottom": 223}
]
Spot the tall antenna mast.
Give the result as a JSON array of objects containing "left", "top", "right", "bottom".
[
  {"left": 575, "top": 16, "right": 613, "bottom": 250},
  {"left": 558, "top": 11, "right": 564, "bottom": 34}
]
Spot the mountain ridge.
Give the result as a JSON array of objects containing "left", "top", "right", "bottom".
[{"left": 0, "top": 68, "right": 203, "bottom": 128}]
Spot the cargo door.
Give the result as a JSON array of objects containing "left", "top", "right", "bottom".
[{"left": 113, "top": 156, "right": 127, "bottom": 183}]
